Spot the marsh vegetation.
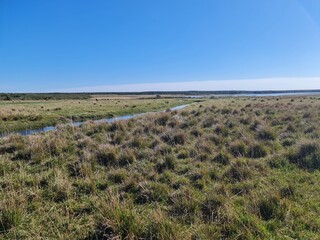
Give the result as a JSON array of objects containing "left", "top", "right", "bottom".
[
  {"left": 0, "top": 96, "right": 193, "bottom": 134},
  {"left": 0, "top": 96, "right": 320, "bottom": 239}
]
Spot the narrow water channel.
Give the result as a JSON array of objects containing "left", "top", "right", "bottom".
[{"left": 0, "top": 104, "right": 189, "bottom": 138}]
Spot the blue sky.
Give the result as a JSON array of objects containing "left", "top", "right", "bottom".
[{"left": 1, "top": 0, "right": 320, "bottom": 92}]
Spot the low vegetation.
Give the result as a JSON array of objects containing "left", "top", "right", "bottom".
[
  {"left": 0, "top": 93, "right": 91, "bottom": 101},
  {"left": 0, "top": 96, "right": 320, "bottom": 239},
  {"left": 0, "top": 96, "right": 193, "bottom": 134}
]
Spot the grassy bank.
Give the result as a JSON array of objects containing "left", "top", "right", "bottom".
[
  {"left": 0, "top": 93, "right": 91, "bottom": 101},
  {"left": 0, "top": 97, "right": 193, "bottom": 134},
  {"left": 0, "top": 96, "right": 320, "bottom": 239}
]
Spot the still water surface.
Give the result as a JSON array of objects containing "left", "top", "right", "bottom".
[{"left": 1, "top": 104, "right": 189, "bottom": 138}]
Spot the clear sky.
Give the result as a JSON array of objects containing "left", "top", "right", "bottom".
[{"left": 1, "top": 0, "right": 320, "bottom": 92}]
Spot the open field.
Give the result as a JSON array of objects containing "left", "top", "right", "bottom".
[
  {"left": 0, "top": 96, "right": 320, "bottom": 239},
  {"left": 0, "top": 93, "right": 91, "bottom": 101},
  {"left": 0, "top": 96, "right": 194, "bottom": 134}
]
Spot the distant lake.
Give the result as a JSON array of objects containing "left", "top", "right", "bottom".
[
  {"left": 233, "top": 91, "right": 320, "bottom": 97},
  {"left": 187, "top": 91, "right": 320, "bottom": 99}
]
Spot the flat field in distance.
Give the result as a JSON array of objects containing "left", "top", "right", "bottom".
[
  {"left": 0, "top": 95, "right": 320, "bottom": 239},
  {"left": 0, "top": 95, "right": 194, "bottom": 134}
]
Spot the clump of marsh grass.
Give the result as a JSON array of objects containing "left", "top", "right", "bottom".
[
  {"left": 202, "top": 117, "right": 216, "bottom": 128},
  {"left": 229, "top": 141, "right": 247, "bottom": 157},
  {"left": 1, "top": 96, "right": 320, "bottom": 238},
  {"left": 169, "top": 188, "right": 199, "bottom": 224},
  {"left": 107, "top": 121, "right": 127, "bottom": 132},
  {"left": 201, "top": 194, "right": 225, "bottom": 223},
  {"left": 118, "top": 149, "right": 136, "bottom": 166},
  {"left": 0, "top": 200, "right": 24, "bottom": 234},
  {"left": 161, "top": 131, "right": 187, "bottom": 145},
  {"left": 288, "top": 141, "right": 320, "bottom": 170},
  {"left": 96, "top": 145, "right": 118, "bottom": 167},
  {"left": 247, "top": 143, "right": 268, "bottom": 159},
  {"left": 91, "top": 195, "right": 142, "bottom": 239},
  {"left": 155, "top": 155, "right": 176, "bottom": 173},
  {"left": 256, "top": 126, "right": 277, "bottom": 141},
  {"left": 142, "top": 209, "right": 180, "bottom": 240},
  {"left": 108, "top": 169, "right": 128, "bottom": 184},
  {"left": 134, "top": 182, "right": 170, "bottom": 204},
  {"left": 257, "top": 195, "right": 286, "bottom": 221},
  {"left": 212, "top": 151, "right": 231, "bottom": 165},
  {"left": 224, "top": 160, "right": 253, "bottom": 182},
  {"left": 154, "top": 113, "right": 170, "bottom": 126}
]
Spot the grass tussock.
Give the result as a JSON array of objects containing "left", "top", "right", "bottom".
[{"left": 0, "top": 96, "right": 320, "bottom": 239}]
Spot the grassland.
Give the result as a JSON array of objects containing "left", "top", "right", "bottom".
[
  {"left": 0, "top": 93, "right": 91, "bottom": 101},
  {"left": 0, "top": 96, "right": 193, "bottom": 134},
  {"left": 0, "top": 96, "right": 320, "bottom": 239}
]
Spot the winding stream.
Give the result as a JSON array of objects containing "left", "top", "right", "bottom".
[{"left": 0, "top": 104, "right": 189, "bottom": 138}]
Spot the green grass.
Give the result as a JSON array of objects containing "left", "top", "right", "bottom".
[
  {"left": 0, "top": 93, "right": 91, "bottom": 101},
  {"left": 0, "top": 96, "right": 320, "bottom": 239},
  {"left": 0, "top": 96, "right": 194, "bottom": 134}
]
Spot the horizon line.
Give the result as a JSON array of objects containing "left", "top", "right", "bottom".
[
  {"left": 56, "top": 77, "right": 320, "bottom": 93},
  {"left": 2, "top": 89, "right": 320, "bottom": 94},
  {"left": 2, "top": 77, "right": 320, "bottom": 93}
]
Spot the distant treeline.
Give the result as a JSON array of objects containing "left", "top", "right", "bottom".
[
  {"left": 0, "top": 93, "right": 91, "bottom": 101},
  {"left": 90, "top": 90, "right": 320, "bottom": 95},
  {"left": 1, "top": 90, "right": 320, "bottom": 100}
]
